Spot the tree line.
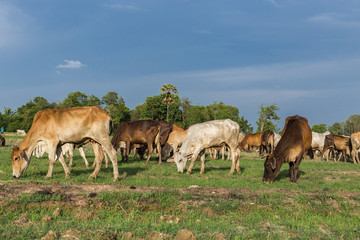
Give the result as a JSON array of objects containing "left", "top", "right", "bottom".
[{"left": 1, "top": 84, "right": 358, "bottom": 136}]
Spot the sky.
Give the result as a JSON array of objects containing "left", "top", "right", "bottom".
[{"left": 1, "top": 0, "right": 360, "bottom": 129}]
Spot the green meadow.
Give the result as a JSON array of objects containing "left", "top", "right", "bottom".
[{"left": 0, "top": 134, "right": 359, "bottom": 239}]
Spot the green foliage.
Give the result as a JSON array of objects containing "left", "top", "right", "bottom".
[
  {"left": 102, "top": 92, "right": 131, "bottom": 127},
  {"left": 328, "top": 122, "right": 343, "bottom": 135},
  {"left": 312, "top": 124, "right": 327, "bottom": 133},
  {"left": 60, "top": 91, "right": 101, "bottom": 108},
  {"left": 344, "top": 114, "right": 360, "bottom": 135},
  {"left": 256, "top": 103, "right": 280, "bottom": 132}
]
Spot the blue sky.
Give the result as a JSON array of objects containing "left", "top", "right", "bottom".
[{"left": 1, "top": 0, "right": 360, "bottom": 128}]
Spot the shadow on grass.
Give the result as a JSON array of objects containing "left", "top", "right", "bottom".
[
  {"left": 186, "top": 166, "right": 246, "bottom": 174},
  {"left": 273, "top": 169, "right": 306, "bottom": 182}
]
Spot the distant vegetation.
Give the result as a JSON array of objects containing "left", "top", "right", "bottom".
[{"left": 0, "top": 84, "right": 359, "bottom": 135}]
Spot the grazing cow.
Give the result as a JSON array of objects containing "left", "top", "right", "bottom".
[
  {"left": 0, "top": 134, "right": 5, "bottom": 147},
  {"left": 311, "top": 131, "right": 330, "bottom": 158},
  {"left": 163, "top": 129, "right": 188, "bottom": 159},
  {"left": 174, "top": 119, "right": 240, "bottom": 175},
  {"left": 322, "top": 134, "right": 350, "bottom": 162},
  {"left": 156, "top": 121, "right": 173, "bottom": 158},
  {"left": 11, "top": 106, "right": 119, "bottom": 181},
  {"left": 111, "top": 120, "right": 161, "bottom": 164},
  {"left": 263, "top": 115, "right": 313, "bottom": 183},
  {"left": 16, "top": 129, "right": 26, "bottom": 136},
  {"left": 260, "top": 130, "right": 275, "bottom": 155},
  {"left": 238, "top": 132, "right": 262, "bottom": 152},
  {"left": 350, "top": 131, "right": 360, "bottom": 164}
]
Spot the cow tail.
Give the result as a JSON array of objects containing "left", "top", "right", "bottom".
[{"left": 155, "top": 125, "right": 161, "bottom": 146}]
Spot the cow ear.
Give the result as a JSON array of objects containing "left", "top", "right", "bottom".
[
  {"left": 261, "top": 153, "right": 269, "bottom": 159},
  {"left": 13, "top": 146, "right": 19, "bottom": 151},
  {"left": 185, "top": 154, "right": 193, "bottom": 159},
  {"left": 270, "top": 156, "right": 276, "bottom": 170}
]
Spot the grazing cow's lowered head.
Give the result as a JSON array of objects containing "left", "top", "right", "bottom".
[
  {"left": 173, "top": 151, "right": 192, "bottom": 173},
  {"left": 262, "top": 154, "right": 279, "bottom": 183},
  {"left": 11, "top": 146, "right": 31, "bottom": 179}
]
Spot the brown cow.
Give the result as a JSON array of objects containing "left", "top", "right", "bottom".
[
  {"left": 111, "top": 120, "right": 162, "bottom": 164},
  {"left": 163, "top": 128, "right": 188, "bottom": 160},
  {"left": 11, "top": 106, "right": 119, "bottom": 181},
  {"left": 322, "top": 134, "right": 350, "bottom": 162},
  {"left": 350, "top": 131, "right": 360, "bottom": 164},
  {"left": 238, "top": 132, "right": 262, "bottom": 152},
  {"left": 263, "top": 115, "right": 313, "bottom": 183},
  {"left": 260, "top": 130, "right": 274, "bottom": 155}
]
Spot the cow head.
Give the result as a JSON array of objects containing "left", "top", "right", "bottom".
[
  {"left": 11, "top": 146, "right": 30, "bottom": 179},
  {"left": 262, "top": 154, "right": 278, "bottom": 183},
  {"left": 173, "top": 152, "right": 192, "bottom": 173}
]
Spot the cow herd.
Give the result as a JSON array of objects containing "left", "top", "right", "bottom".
[{"left": 9, "top": 106, "right": 359, "bottom": 183}]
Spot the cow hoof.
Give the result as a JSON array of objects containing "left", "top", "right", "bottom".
[
  {"left": 89, "top": 174, "right": 97, "bottom": 179},
  {"left": 44, "top": 175, "right": 52, "bottom": 179},
  {"left": 113, "top": 176, "right": 119, "bottom": 182},
  {"left": 186, "top": 171, "right": 191, "bottom": 175},
  {"left": 65, "top": 174, "right": 70, "bottom": 179},
  {"left": 85, "top": 164, "right": 90, "bottom": 169}
]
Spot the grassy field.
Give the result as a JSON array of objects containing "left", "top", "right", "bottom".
[{"left": 0, "top": 134, "right": 359, "bottom": 239}]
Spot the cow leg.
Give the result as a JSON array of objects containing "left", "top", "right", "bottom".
[
  {"left": 199, "top": 151, "right": 206, "bottom": 174},
  {"left": 229, "top": 145, "right": 240, "bottom": 175},
  {"left": 235, "top": 148, "right": 241, "bottom": 173},
  {"left": 57, "top": 149, "right": 70, "bottom": 178},
  {"left": 68, "top": 146, "right": 74, "bottom": 167},
  {"left": 145, "top": 142, "right": 154, "bottom": 164},
  {"left": 186, "top": 149, "right": 201, "bottom": 174},
  {"left": 92, "top": 139, "right": 118, "bottom": 181},
  {"left": 89, "top": 142, "right": 104, "bottom": 179},
  {"left": 44, "top": 145, "right": 58, "bottom": 179},
  {"left": 157, "top": 143, "right": 162, "bottom": 164},
  {"left": 336, "top": 151, "right": 343, "bottom": 162},
  {"left": 78, "top": 146, "right": 90, "bottom": 168},
  {"left": 104, "top": 151, "right": 109, "bottom": 168},
  {"left": 290, "top": 155, "right": 303, "bottom": 183}
]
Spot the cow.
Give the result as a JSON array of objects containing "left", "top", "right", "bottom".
[
  {"left": 11, "top": 106, "right": 119, "bottom": 181},
  {"left": 260, "top": 130, "right": 275, "bottom": 155},
  {"left": 16, "top": 129, "right": 26, "bottom": 136},
  {"left": 163, "top": 128, "right": 188, "bottom": 160},
  {"left": 0, "top": 134, "right": 5, "bottom": 147},
  {"left": 350, "top": 131, "right": 360, "bottom": 164},
  {"left": 238, "top": 132, "right": 262, "bottom": 152},
  {"left": 111, "top": 120, "right": 161, "bottom": 164},
  {"left": 156, "top": 121, "right": 173, "bottom": 159},
  {"left": 311, "top": 131, "right": 330, "bottom": 158},
  {"left": 263, "top": 115, "right": 313, "bottom": 183},
  {"left": 322, "top": 134, "right": 350, "bottom": 162},
  {"left": 173, "top": 119, "right": 240, "bottom": 175}
]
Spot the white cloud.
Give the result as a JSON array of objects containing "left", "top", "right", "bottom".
[{"left": 56, "top": 60, "right": 87, "bottom": 69}]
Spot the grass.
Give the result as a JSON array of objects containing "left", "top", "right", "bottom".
[{"left": 0, "top": 134, "right": 360, "bottom": 239}]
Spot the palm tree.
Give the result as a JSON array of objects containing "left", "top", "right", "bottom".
[{"left": 160, "top": 84, "right": 178, "bottom": 122}]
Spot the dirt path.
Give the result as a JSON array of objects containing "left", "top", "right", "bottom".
[{"left": 1, "top": 181, "right": 359, "bottom": 205}]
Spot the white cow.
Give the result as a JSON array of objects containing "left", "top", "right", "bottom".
[
  {"left": 274, "top": 133, "right": 281, "bottom": 147},
  {"left": 312, "top": 131, "right": 330, "bottom": 158},
  {"left": 174, "top": 119, "right": 240, "bottom": 175}
]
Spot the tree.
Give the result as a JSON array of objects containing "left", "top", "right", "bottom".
[
  {"left": 180, "top": 97, "right": 191, "bottom": 128},
  {"left": 61, "top": 91, "right": 88, "bottom": 108},
  {"left": 344, "top": 115, "right": 360, "bottom": 135},
  {"left": 101, "top": 92, "right": 130, "bottom": 127},
  {"left": 256, "top": 103, "right": 280, "bottom": 132},
  {"left": 311, "top": 124, "right": 327, "bottom": 133},
  {"left": 160, "top": 84, "right": 178, "bottom": 122},
  {"left": 328, "top": 122, "right": 343, "bottom": 135}
]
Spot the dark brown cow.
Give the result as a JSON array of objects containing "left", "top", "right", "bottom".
[
  {"left": 321, "top": 134, "right": 350, "bottom": 162},
  {"left": 238, "top": 132, "right": 262, "bottom": 152},
  {"left": 111, "top": 120, "right": 162, "bottom": 164},
  {"left": 263, "top": 115, "right": 313, "bottom": 183},
  {"left": 260, "top": 130, "right": 274, "bottom": 155},
  {"left": 0, "top": 134, "right": 5, "bottom": 147},
  {"left": 156, "top": 121, "right": 173, "bottom": 159}
]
